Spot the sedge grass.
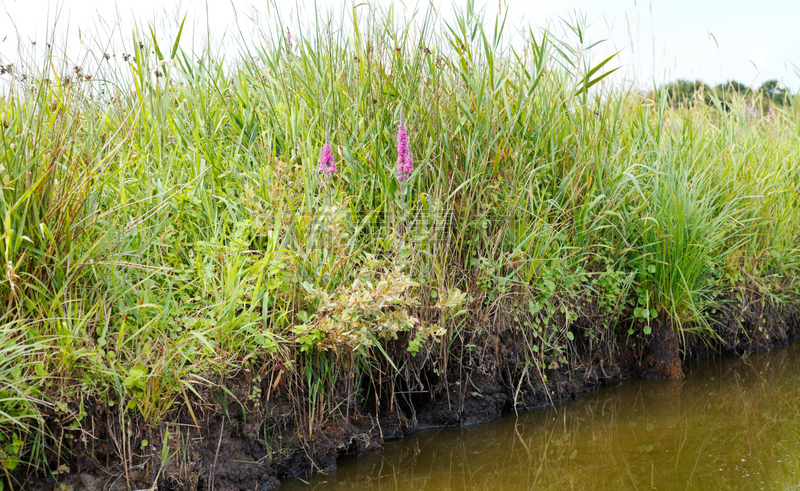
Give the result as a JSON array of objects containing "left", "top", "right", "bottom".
[{"left": 0, "top": 1, "right": 798, "bottom": 481}]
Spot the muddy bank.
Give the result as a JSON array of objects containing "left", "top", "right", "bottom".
[{"left": 15, "top": 296, "right": 800, "bottom": 491}]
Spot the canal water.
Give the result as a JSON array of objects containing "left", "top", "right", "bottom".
[{"left": 282, "top": 341, "right": 800, "bottom": 490}]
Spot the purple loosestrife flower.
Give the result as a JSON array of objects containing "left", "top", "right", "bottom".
[
  {"left": 745, "top": 103, "right": 759, "bottom": 120},
  {"left": 319, "top": 142, "right": 337, "bottom": 175},
  {"left": 396, "top": 123, "right": 413, "bottom": 181}
]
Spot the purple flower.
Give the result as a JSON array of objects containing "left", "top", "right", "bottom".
[
  {"left": 318, "top": 142, "right": 337, "bottom": 175},
  {"left": 286, "top": 28, "right": 292, "bottom": 51},
  {"left": 396, "top": 123, "right": 413, "bottom": 181},
  {"left": 768, "top": 107, "right": 775, "bottom": 121},
  {"left": 745, "top": 103, "right": 759, "bottom": 119}
]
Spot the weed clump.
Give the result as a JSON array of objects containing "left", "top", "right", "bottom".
[{"left": 0, "top": 2, "right": 798, "bottom": 488}]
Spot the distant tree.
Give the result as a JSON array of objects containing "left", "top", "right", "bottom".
[
  {"left": 711, "top": 81, "right": 751, "bottom": 111},
  {"left": 662, "top": 79, "right": 712, "bottom": 106},
  {"left": 657, "top": 79, "right": 794, "bottom": 110},
  {"left": 715, "top": 80, "right": 749, "bottom": 94},
  {"left": 758, "top": 79, "right": 789, "bottom": 103}
]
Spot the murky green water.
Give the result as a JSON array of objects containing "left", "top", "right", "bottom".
[{"left": 282, "top": 342, "right": 800, "bottom": 490}]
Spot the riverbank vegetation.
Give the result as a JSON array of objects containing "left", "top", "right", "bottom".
[{"left": 1, "top": 2, "right": 799, "bottom": 488}]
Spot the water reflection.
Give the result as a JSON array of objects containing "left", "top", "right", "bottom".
[{"left": 282, "top": 342, "right": 800, "bottom": 490}]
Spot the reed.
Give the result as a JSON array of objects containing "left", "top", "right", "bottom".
[{"left": 0, "top": 1, "right": 797, "bottom": 483}]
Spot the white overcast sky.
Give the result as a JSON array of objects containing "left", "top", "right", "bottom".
[{"left": 0, "top": 0, "right": 798, "bottom": 90}]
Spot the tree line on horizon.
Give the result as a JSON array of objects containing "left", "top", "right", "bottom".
[{"left": 656, "top": 79, "right": 793, "bottom": 109}]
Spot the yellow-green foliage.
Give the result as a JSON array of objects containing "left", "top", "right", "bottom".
[{"left": 0, "top": 2, "right": 798, "bottom": 471}]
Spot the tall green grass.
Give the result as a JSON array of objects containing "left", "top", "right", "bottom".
[{"left": 0, "top": 0, "right": 798, "bottom": 479}]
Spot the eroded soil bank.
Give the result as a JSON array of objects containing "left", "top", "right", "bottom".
[
  {"left": 15, "top": 299, "right": 800, "bottom": 491},
  {"left": 281, "top": 336, "right": 800, "bottom": 490}
]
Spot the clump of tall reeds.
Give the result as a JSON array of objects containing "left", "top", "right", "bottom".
[{"left": 0, "top": 1, "right": 798, "bottom": 485}]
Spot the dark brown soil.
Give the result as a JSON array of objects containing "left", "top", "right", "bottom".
[
  {"left": 642, "top": 318, "right": 684, "bottom": 378},
  {"left": 13, "top": 295, "right": 800, "bottom": 491}
]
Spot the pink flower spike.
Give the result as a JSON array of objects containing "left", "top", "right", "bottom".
[
  {"left": 318, "top": 142, "right": 337, "bottom": 175},
  {"left": 396, "top": 123, "right": 413, "bottom": 181}
]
